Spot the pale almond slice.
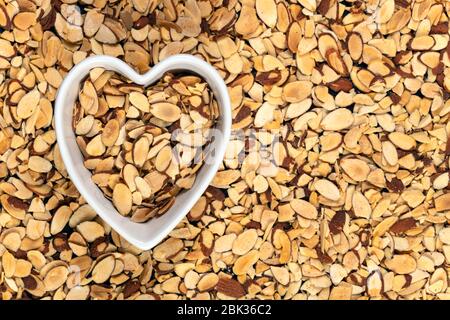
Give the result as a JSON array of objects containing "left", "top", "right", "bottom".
[
  {"left": 113, "top": 183, "right": 132, "bottom": 216},
  {"left": 314, "top": 179, "right": 341, "bottom": 201},
  {"left": 352, "top": 191, "right": 371, "bottom": 219},
  {"left": 433, "top": 173, "right": 449, "bottom": 190}
]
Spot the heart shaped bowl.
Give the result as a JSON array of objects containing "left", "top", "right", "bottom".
[{"left": 55, "top": 54, "right": 231, "bottom": 250}]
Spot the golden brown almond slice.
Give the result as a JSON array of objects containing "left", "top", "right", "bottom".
[
  {"left": 314, "top": 179, "right": 340, "bottom": 201},
  {"left": 321, "top": 109, "right": 354, "bottom": 131},
  {"left": 282, "top": 81, "right": 313, "bottom": 103},
  {"left": 271, "top": 266, "right": 289, "bottom": 286},
  {"left": 155, "top": 145, "right": 172, "bottom": 172},
  {"left": 13, "top": 11, "right": 36, "bottom": 30},
  {"left": 318, "top": 34, "right": 339, "bottom": 59},
  {"left": 129, "top": 91, "right": 150, "bottom": 112},
  {"left": 340, "top": 158, "right": 370, "bottom": 181},
  {"left": 122, "top": 164, "right": 139, "bottom": 192},
  {"left": 80, "top": 80, "right": 99, "bottom": 115},
  {"left": 232, "top": 229, "right": 258, "bottom": 255},
  {"left": 435, "top": 193, "right": 450, "bottom": 212},
  {"left": 92, "top": 255, "right": 115, "bottom": 284},
  {"left": 384, "top": 255, "right": 417, "bottom": 274},
  {"left": 388, "top": 132, "right": 416, "bottom": 150},
  {"left": 133, "top": 136, "right": 150, "bottom": 167},
  {"left": 285, "top": 99, "right": 312, "bottom": 120},
  {"left": 348, "top": 32, "right": 363, "bottom": 61},
  {"left": 101, "top": 119, "right": 120, "bottom": 147},
  {"left": 17, "top": 89, "right": 40, "bottom": 119},
  {"left": 113, "top": 183, "right": 132, "bottom": 216},
  {"left": 84, "top": 10, "right": 105, "bottom": 37},
  {"left": 287, "top": 22, "right": 301, "bottom": 53},
  {"left": 135, "top": 176, "right": 152, "bottom": 198},
  {"left": 50, "top": 206, "right": 73, "bottom": 235},
  {"left": 255, "top": 0, "right": 277, "bottom": 28},
  {"left": 376, "top": 0, "right": 395, "bottom": 23},
  {"left": 44, "top": 266, "right": 69, "bottom": 291},
  {"left": 290, "top": 199, "right": 318, "bottom": 219},
  {"left": 85, "top": 135, "right": 106, "bottom": 156},
  {"left": 232, "top": 250, "right": 259, "bottom": 276},
  {"left": 419, "top": 52, "right": 440, "bottom": 69},
  {"left": 151, "top": 102, "right": 181, "bottom": 122},
  {"left": 320, "top": 132, "right": 342, "bottom": 151},
  {"left": 28, "top": 156, "right": 52, "bottom": 173},
  {"left": 0, "top": 39, "right": 15, "bottom": 58},
  {"left": 235, "top": 4, "right": 259, "bottom": 37},
  {"left": 410, "top": 36, "right": 435, "bottom": 51}
]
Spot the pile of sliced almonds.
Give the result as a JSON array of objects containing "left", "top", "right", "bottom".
[
  {"left": 73, "top": 70, "right": 219, "bottom": 222},
  {"left": 1, "top": 0, "right": 450, "bottom": 301}
]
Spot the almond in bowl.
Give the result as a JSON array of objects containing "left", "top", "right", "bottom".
[{"left": 72, "top": 68, "right": 219, "bottom": 223}]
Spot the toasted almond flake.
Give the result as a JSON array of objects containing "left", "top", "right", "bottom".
[
  {"left": 385, "top": 255, "right": 417, "bottom": 274},
  {"left": 314, "top": 179, "right": 340, "bottom": 201},
  {"left": 321, "top": 109, "right": 354, "bottom": 131},
  {"left": 129, "top": 91, "right": 150, "bottom": 112},
  {"left": 17, "top": 90, "right": 40, "bottom": 119},
  {"left": 28, "top": 156, "right": 52, "bottom": 173},
  {"left": 232, "top": 229, "right": 258, "bottom": 255},
  {"left": 340, "top": 158, "right": 370, "bottom": 182},
  {"left": 290, "top": 199, "right": 318, "bottom": 219},
  {"left": 151, "top": 102, "right": 181, "bottom": 122},
  {"left": 113, "top": 183, "right": 132, "bottom": 216},
  {"left": 388, "top": 132, "right": 416, "bottom": 150}
]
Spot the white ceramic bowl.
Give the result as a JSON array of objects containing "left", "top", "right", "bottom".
[{"left": 55, "top": 55, "right": 231, "bottom": 250}]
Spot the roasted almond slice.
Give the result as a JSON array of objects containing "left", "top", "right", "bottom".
[
  {"left": 101, "top": 119, "right": 120, "bottom": 147},
  {"left": 133, "top": 136, "right": 150, "bottom": 167},
  {"left": 340, "top": 158, "right": 370, "bottom": 182},
  {"left": 321, "top": 109, "right": 354, "bottom": 131},
  {"left": 314, "top": 179, "right": 340, "bottom": 201},
  {"left": 290, "top": 199, "right": 318, "bottom": 219},
  {"left": 85, "top": 135, "right": 106, "bottom": 156},
  {"left": 151, "top": 102, "right": 181, "bottom": 122},
  {"left": 17, "top": 89, "right": 40, "bottom": 119},
  {"left": 388, "top": 132, "right": 416, "bottom": 150},
  {"left": 113, "top": 183, "right": 132, "bottom": 216},
  {"left": 129, "top": 91, "right": 150, "bottom": 112},
  {"left": 155, "top": 145, "right": 172, "bottom": 172}
]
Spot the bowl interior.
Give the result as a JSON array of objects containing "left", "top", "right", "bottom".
[{"left": 55, "top": 55, "right": 231, "bottom": 250}]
